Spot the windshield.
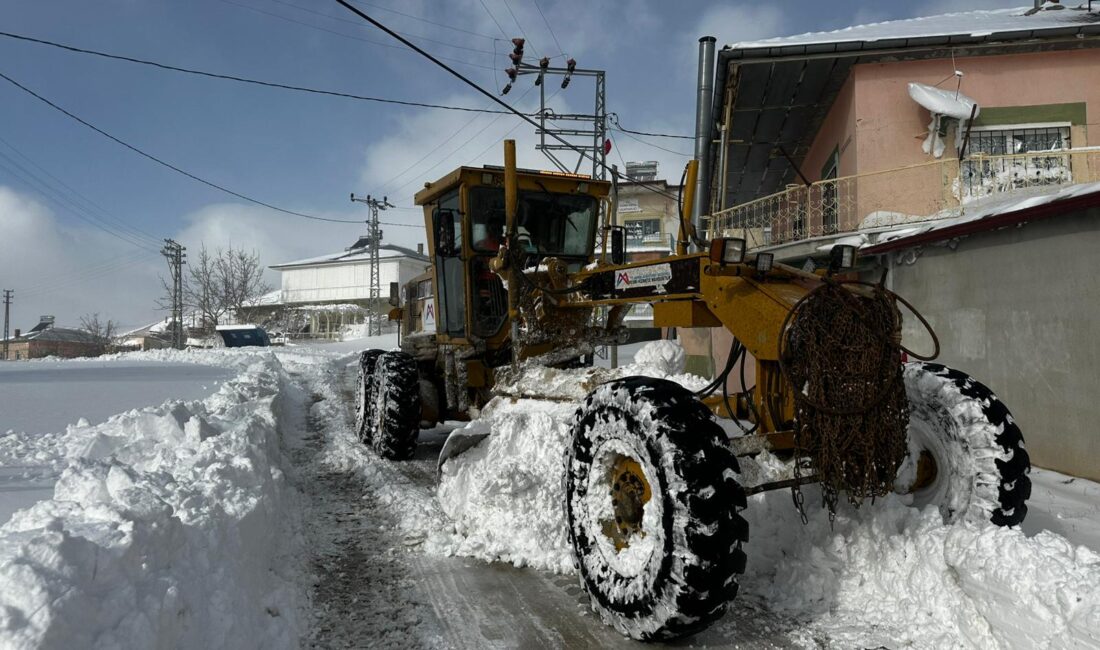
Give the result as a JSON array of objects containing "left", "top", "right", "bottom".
[{"left": 470, "top": 187, "right": 597, "bottom": 258}]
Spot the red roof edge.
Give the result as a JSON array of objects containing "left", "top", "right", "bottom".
[{"left": 861, "top": 189, "right": 1100, "bottom": 256}]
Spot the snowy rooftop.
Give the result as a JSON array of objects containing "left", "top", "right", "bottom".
[
  {"left": 728, "top": 5, "right": 1100, "bottom": 52},
  {"left": 271, "top": 242, "right": 429, "bottom": 269}
]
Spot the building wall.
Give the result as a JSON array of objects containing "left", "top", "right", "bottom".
[
  {"left": 803, "top": 72, "right": 858, "bottom": 183},
  {"left": 617, "top": 181, "right": 681, "bottom": 252},
  {"left": 3, "top": 340, "right": 99, "bottom": 360},
  {"left": 883, "top": 206, "right": 1100, "bottom": 481},
  {"left": 280, "top": 258, "right": 430, "bottom": 304},
  {"left": 795, "top": 47, "right": 1100, "bottom": 229}
]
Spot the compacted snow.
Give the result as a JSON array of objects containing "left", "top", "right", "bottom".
[{"left": 0, "top": 337, "right": 1098, "bottom": 648}]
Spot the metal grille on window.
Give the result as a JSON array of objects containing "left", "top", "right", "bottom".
[{"left": 961, "top": 126, "right": 1071, "bottom": 201}]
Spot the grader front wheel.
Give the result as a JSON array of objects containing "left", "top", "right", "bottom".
[
  {"left": 895, "top": 362, "right": 1031, "bottom": 526},
  {"left": 369, "top": 351, "right": 421, "bottom": 460},
  {"left": 565, "top": 377, "right": 748, "bottom": 641}
]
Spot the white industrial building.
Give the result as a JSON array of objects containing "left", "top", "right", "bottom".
[
  {"left": 259, "top": 238, "right": 430, "bottom": 338},
  {"left": 271, "top": 239, "right": 430, "bottom": 305}
]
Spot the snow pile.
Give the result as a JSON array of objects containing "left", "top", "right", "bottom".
[
  {"left": 0, "top": 354, "right": 304, "bottom": 649},
  {"left": 630, "top": 339, "right": 685, "bottom": 376},
  {"left": 437, "top": 398, "right": 577, "bottom": 573},
  {"left": 743, "top": 489, "right": 1100, "bottom": 649},
  {"left": 494, "top": 340, "right": 707, "bottom": 401}
]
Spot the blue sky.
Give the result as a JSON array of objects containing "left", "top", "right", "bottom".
[{"left": 0, "top": 0, "right": 1006, "bottom": 327}]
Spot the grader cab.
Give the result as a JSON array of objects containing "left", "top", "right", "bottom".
[{"left": 355, "top": 141, "right": 1031, "bottom": 641}]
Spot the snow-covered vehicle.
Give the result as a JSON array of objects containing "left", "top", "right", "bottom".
[{"left": 354, "top": 143, "right": 1030, "bottom": 641}]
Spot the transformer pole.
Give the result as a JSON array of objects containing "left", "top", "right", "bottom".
[
  {"left": 161, "top": 239, "right": 186, "bottom": 349},
  {"left": 351, "top": 193, "right": 394, "bottom": 337},
  {"left": 2, "top": 289, "right": 12, "bottom": 361}
]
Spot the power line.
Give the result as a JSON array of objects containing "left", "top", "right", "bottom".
[
  {"left": 0, "top": 151, "right": 163, "bottom": 252},
  {"left": 0, "top": 68, "right": 398, "bottom": 225},
  {"left": 477, "top": 0, "right": 511, "bottom": 40},
  {"left": 349, "top": 0, "right": 500, "bottom": 41},
  {"left": 217, "top": 0, "right": 500, "bottom": 72},
  {"left": 0, "top": 31, "right": 519, "bottom": 116},
  {"left": 532, "top": 0, "right": 565, "bottom": 58},
  {"left": 610, "top": 127, "right": 692, "bottom": 157},
  {"left": 0, "top": 133, "right": 164, "bottom": 248},
  {"left": 259, "top": 0, "right": 499, "bottom": 56},
  {"left": 608, "top": 113, "right": 693, "bottom": 139},
  {"left": 500, "top": 0, "right": 539, "bottom": 58},
  {"left": 331, "top": 0, "right": 682, "bottom": 203}
]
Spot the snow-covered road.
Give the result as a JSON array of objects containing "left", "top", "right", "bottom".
[{"left": 0, "top": 341, "right": 1097, "bottom": 648}]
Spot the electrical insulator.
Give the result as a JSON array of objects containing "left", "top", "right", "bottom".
[
  {"left": 535, "top": 57, "right": 549, "bottom": 86},
  {"left": 505, "top": 68, "right": 518, "bottom": 82},
  {"left": 561, "top": 58, "right": 577, "bottom": 89},
  {"left": 511, "top": 37, "right": 524, "bottom": 64}
]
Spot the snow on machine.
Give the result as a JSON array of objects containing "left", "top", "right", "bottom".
[{"left": 353, "top": 141, "right": 1031, "bottom": 641}]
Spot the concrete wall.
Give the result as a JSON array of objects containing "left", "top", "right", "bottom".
[{"left": 882, "top": 207, "right": 1100, "bottom": 480}]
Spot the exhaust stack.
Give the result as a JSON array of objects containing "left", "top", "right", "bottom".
[{"left": 692, "top": 36, "right": 717, "bottom": 242}]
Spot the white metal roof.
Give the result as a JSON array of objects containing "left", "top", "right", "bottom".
[{"left": 728, "top": 5, "right": 1099, "bottom": 51}]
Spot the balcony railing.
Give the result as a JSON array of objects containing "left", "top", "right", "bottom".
[{"left": 705, "top": 149, "right": 1100, "bottom": 249}]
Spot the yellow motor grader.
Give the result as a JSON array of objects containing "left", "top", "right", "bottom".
[{"left": 354, "top": 141, "right": 1030, "bottom": 641}]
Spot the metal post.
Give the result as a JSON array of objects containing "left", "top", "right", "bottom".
[
  {"left": 2, "top": 289, "right": 12, "bottom": 361},
  {"left": 351, "top": 193, "right": 394, "bottom": 337},
  {"left": 161, "top": 239, "right": 186, "bottom": 349},
  {"left": 693, "top": 36, "right": 717, "bottom": 242}
]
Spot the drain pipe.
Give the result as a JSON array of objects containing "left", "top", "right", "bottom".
[{"left": 692, "top": 36, "right": 717, "bottom": 245}]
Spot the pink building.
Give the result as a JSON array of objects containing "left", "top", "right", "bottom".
[
  {"left": 698, "top": 3, "right": 1100, "bottom": 480},
  {"left": 708, "top": 2, "right": 1100, "bottom": 259}
]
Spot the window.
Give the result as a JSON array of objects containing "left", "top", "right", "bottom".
[
  {"left": 624, "top": 218, "right": 661, "bottom": 244},
  {"left": 468, "top": 187, "right": 598, "bottom": 259},
  {"left": 962, "top": 124, "right": 1072, "bottom": 200},
  {"left": 969, "top": 125, "right": 1070, "bottom": 155}
]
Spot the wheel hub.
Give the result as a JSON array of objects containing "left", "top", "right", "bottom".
[
  {"left": 602, "top": 456, "right": 651, "bottom": 551},
  {"left": 910, "top": 449, "right": 938, "bottom": 492}
]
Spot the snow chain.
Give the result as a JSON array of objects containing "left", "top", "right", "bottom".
[{"left": 779, "top": 280, "right": 912, "bottom": 520}]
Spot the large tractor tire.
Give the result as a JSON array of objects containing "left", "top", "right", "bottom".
[
  {"left": 895, "top": 362, "right": 1031, "bottom": 527},
  {"left": 368, "top": 351, "right": 421, "bottom": 460},
  {"left": 565, "top": 377, "right": 748, "bottom": 641},
  {"left": 354, "top": 349, "right": 386, "bottom": 444}
]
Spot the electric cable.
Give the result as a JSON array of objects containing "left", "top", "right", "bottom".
[
  {"left": 0, "top": 133, "right": 164, "bottom": 248},
  {"left": 532, "top": 0, "right": 566, "bottom": 58},
  {"left": 0, "top": 69, "right": 425, "bottom": 226},
  {"left": 0, "top": 30, "right": 521, "bottom": 116},
  {"left": 218, "top": 0, "right": 500, "bottom": 71},
  {"left": 348, "top": 0, "right": 500, "bottom": 41},
  {"left": 608, "top": 113, "right": 693, "bottom": 139},
  {"left": 259, "top": 0, "right": 499, "bottom": 55}
]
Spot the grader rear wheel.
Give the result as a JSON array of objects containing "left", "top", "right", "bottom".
[
  {"left": 565, "top": 377, "right": 748, "bottom": 641},
  {"left": 895, "top": 362, "right": 1031, "bottom": 526},
  {"left": 354, "top": 349, "right": 385, "bottom": 444},
  {"left": 369, "top": 351, "right": 421, "bottom": 460}
]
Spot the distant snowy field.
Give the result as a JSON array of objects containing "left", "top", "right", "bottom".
[
  {"left": 0, "top": 338, "right": 1096, "bottom": 648},
  {"left": 0, "top": 360, "right": 233, "bottom": 524}
]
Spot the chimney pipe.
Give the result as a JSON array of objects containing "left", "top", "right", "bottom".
[
  {"left": 417, "top": 243, "right": 424, "bottom": 255},
  {"left": 13, "top": 329, "right": 20, "bottom": 338},
  {"left": 692, "top": 36, "right": 717, "bottom": 243}
]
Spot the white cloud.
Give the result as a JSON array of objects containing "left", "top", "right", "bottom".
[{"left": 0, "top": 186, "right": 166, "bottom": 330}]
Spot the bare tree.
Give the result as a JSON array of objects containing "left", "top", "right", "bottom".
[
  {"left": 217, "top": 248, "right": 271, "bottom": 321},
  {"left": 184, "top": 245, "right": 227, "bottom": 330},
  {"left": 79, "top": 312, "right": 117, "bottom": 355}
]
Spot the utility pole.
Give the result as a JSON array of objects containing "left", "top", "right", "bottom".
[
  {"left": 500, "top": 39, "right": 606, "bottom": 180},
  {"left": 161, "top": 239, "right": 186, "bottom": 349},
  {"left": 350, "top": 193, "right": 394, "bottom": 337},
  {"left": 2, "top": 289, "right": 12, "bottom": 361}
]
